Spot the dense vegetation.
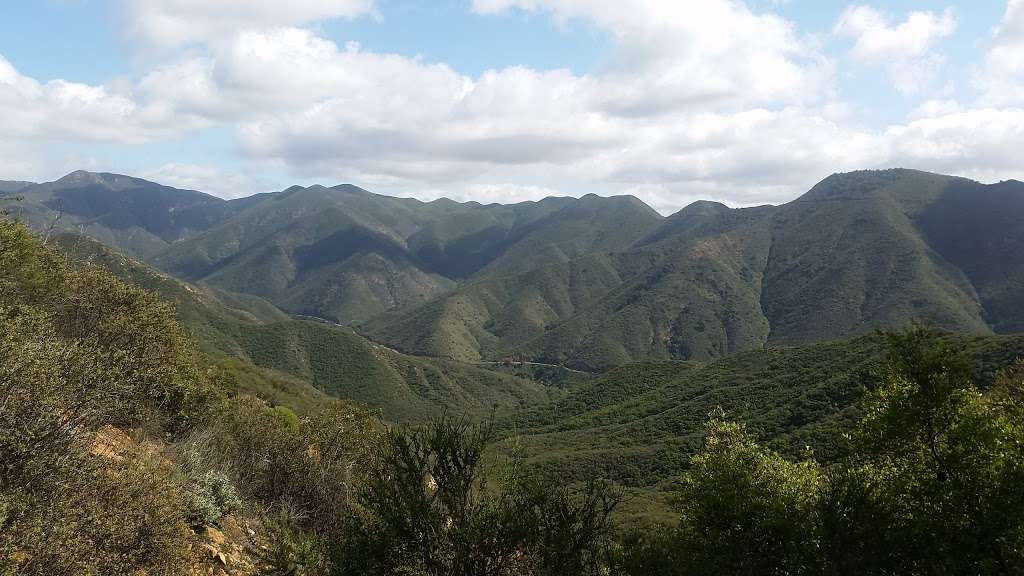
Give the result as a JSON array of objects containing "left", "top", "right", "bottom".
[
  {"left": 335, "top": 418, "right": 621, "bottom": 576},
  {"left": 500, "top": 332, "right": 1024, "bottom": 497},
  {"left": 615, "top": 330, "right": 1024, "bottom": 575},
  {"left": 0, "top": 217, "right": 384, "bottom": 574}
]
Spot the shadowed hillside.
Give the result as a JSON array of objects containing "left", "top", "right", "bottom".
[{"left": 8, "top": 171, "right": 244, "bottom": 259}]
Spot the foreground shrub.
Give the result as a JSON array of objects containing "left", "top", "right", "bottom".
[
  {"left": 0, "top": 219, "right": 204, "bottom": 575},
  {"left": 259, "top": 506, "right": 334, "bottom": 576},
  {"left": 334, "top": 417, "right": 620, "bottom": 576},
  {"left": 0, "top": 307, "right": 116, "bottom": 489},
  {"left": 1, "top": 448, "right": 193, "bottom": 576},
  {"left": 190, "top": 395, "right": 378, "bottom": 534},
  {"left": 52, "top": 267, "right": 207, "bottom": 430}
]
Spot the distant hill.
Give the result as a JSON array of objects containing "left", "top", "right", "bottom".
[
  {"left": 7, "top": 171, "right": 242, "bottom": 259},
  {"left": 0, "top": 180, "right": 34, "bottom": 193},
  {"left": 150, "top": 185, "right": 662, "bottom": 325},
  {"left": 10, "top": 168, "right": 1024, "bottom": 370}
]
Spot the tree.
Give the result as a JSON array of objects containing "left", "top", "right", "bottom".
[
  {"left": 824, "top": 328, "right": 1024, "bottom": 575},
  {"left": 672, "top": 411, "right": 825, "bottom": 576},
  {"left": 334, "top": 417, "right": 619, "bottom": 576}
]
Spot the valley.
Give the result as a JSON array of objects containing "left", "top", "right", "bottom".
[{"left": 5, "top": 167, "right": 1024, "bottom": 574}]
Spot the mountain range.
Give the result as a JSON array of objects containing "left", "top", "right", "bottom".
[{"left": 5, "top": 167, "right": 1023, "bottom": 370}]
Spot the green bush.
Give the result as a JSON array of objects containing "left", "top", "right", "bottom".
[
  {"left": 334, "top": 417, "right": 620, "bottom": 576},
  {"left": 673, "top": 413, "right": 825, "bottom": 575},
  {"left": 824, "top": 329, "right": 1024, "bottom": 574},
  {"left": 199, "top": 395, "right": 378, "bottom": 533},
  {"left": 1, "top": 448, "right": 194, "bottom": 576},
  {"left": 0, "top": 219, "right": 204, "bottom": 575},
  {"left": 187, "top": 470, "right": 243, "bottom": 526}
]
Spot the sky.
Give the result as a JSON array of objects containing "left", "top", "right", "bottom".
[{"left": 0, "top": 0, "right": 1022, "bottom": 213}]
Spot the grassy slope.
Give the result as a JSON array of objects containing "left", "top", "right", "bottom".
[{"left": 55, "top": 233, "right": 552, "bottom": 422}]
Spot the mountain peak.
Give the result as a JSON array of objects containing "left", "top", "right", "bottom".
[
  {"left": 57, "top": 170, "right": 108, "bottom": 186},
  {"left": 54, "top": 170, "right": 156, "bottom": 191},
  {"left": 637, "top": 200, "right": 731, "bottom": 246},
  {"left": 796, "top": 168, "right": 962, "bottom": 203},
  {"left": 575, "top": 193, "right": 660, "bottom": 215},
  {"left": 331, "top": 183, "right": 372, "bottom": 195},
  {"left": 673, "top": 200, "right": 730, "bottom": 218}
]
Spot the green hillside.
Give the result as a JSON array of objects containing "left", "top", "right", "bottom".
[
  {"left": 362, "top": 251, "right": 628, "bottom": 361},
  {"left": 53, "top": 233, "right": 552, "bottom": 422},
  {"left": 915, "top": 178, "right": 1024, "bottom": 333},
  {"left": 500, "top": 331, "right": 1024, "bottom": 490},
  {"left": 517, "top": 204, "right": 775, "bottom": 369},
  {"left": 152, "top": 184, "right": 661, "bottom": 325},
  {"left": 203, "top": 318, "right": 554, "bottom": 422},
  {"left": 760, "top": 170, "right": 989, "bottom": 344}
]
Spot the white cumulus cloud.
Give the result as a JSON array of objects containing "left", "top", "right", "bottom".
[
  {"left": 121, "top": 0, "right": 376, "bottom": 48},
  {"left": 885, "top": 107, "right": 1024, "bottom": 182},
  {"left": 0, "top": 54, "right": 201, "bottom": 144},
  {"left": 473, "top": 0, "right": 832, "bottom": 112},
  {"left": 976, "top": 0, "right": 1024, "bottom": 105},
  {"left": 834, "top": 5, "right": 957, "bottom": 94}
]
